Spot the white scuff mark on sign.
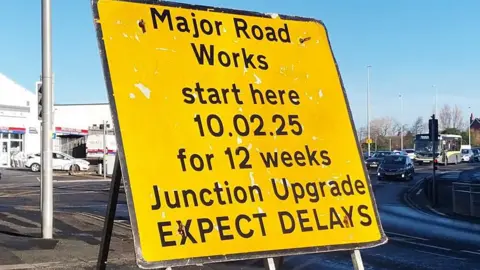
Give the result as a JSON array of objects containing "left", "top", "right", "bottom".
[
  {"left": 318, "top": 89, "right": 324, "bottom": 98},
  {"left": 266, "top": 13, "right": 279, "bottom": 19},
  {"left": 135, "top": 34, "right": 140, "bottom": 42},
  {"left": 309, "top": 96, "right": 313, "bottom": 100},
  {"left": 258, "top": 207, "right": 264, "bottom": 213},
  {"left": 243, "top": 67, "right": 248, "bottom": 74},
  {"left": 133, "top": 67, "right": 138, "bottom": 72},
  {"left": 284, "top": 179, "right": 290, "bottom": 187},
  {"left": 237, "top": 136, "right": 243, "bottom": 144},
  {"left": 316, "top": 40, "right": 320, "bottom": 44},
  {"left": 294, "top": 77, "right": 299, "bottom": 81},
  {"left": 223, "top": 27, "right": 227, "bottom": 33},
  {"left": 327, "top": 180, "right": 335, "bottom": 187},
  {"left": 193, "top": 93, "right": 198, "bottom": 99},
  {"left": 346, "top": 160, "right": 351, "bottom": 164},
  {"left": 134, "top": 83, "right": 151, "bottom": 99},
  {"left": 161, "top": 212, "right": 166, "bottom": 218},
  {"left": 250, "top": 172, "right": 256, "bottom": 186},
  {"left": 214, "top": 225, "right": 219, "bottom": 231},
  {"left": 274, "top": 148, "right": 278, "bottom": 152},
  {"left": 122, "top": 33, "right": 128, "bottom": 38},
  {"left": 306, "top": 73, "right": 310, "bottom": 79},
  {"left": 116, "top": 20, "right": 121, "bottom": 24},
  {"left": 255, "top": 147, "right": 260, "bottom": 152},
  {"left": 109, "top": 37, "right": 113, "bottom": 40},
  {"left": 238, "top": 107, "right": 243, "bottom": 112},
  {"left": 173, "top": 36, "right": 177, "bottom": 40},
  {"left": 156, "top": 48, "right": 177, "bottom": 52},
  {"left": 253, "top": 74, "right": 262, "bottom": 84},
  {"left": 247, "top": 143, "right": 252, "bottom": 150},
  {"left": 312, "top": 136, "right": 317, "bottom": 141},
  {"left": 129, "top": 93, "right": 135, "bottom": 99},
  {"left": 209, "top": 145, "right": 213, "bottom": 150}
]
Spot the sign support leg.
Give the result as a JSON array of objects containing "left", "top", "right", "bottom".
[
  {"left": 263, "top": 257, "right": 283, "bottom": 270},
  {"left": 97, "top": 155, "right": 122, "bottom": 270},
  {"left": 350, "top": 249, "right": 364, "bottom": 270}
]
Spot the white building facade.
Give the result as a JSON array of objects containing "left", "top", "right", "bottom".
[{"left": 0, "top": 73, "right": 113, "bottom": 167}]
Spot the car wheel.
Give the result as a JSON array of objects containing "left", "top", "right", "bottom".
[
  {"left": 69, "top": 164, "right": 80, "bottom": 174},
  {"left": 31, "top": 163, "right": 41, "bottom": 172}
]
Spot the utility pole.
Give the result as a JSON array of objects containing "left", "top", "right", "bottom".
[
  {"left": 469, "top": 107, "right": 471, "bottom": 146},
  {"left": 103, "top": 120, "right": 107, "bottom": 179},
  {"left": 389, "top": 138, "right": 392, "bottom": 151},
  {"left": 367, "top": 65, "right": 372, "bottom": 157},
  {"left": 433, "top": 85, "right": 438, "bottom": 116},
  {"left": 399, "top": 94, "right": 404, "bottom": 150},
  {"left": 41, "top": 0, "right": 53, "bottom": 239}
]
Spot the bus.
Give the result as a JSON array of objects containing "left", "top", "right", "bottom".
[{"left": 414, "top": 133, "right": 462, "bottom": 165}]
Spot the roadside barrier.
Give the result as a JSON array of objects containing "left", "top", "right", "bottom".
[{"left": 452, "top": 182, "right": 480, "bottom": 217}]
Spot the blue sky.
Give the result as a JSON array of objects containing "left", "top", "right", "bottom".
[{"left": 1, "top": 0, "right": 479, "bottom": 128}]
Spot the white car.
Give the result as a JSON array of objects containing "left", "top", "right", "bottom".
[
  {"left": 461, "top": 149, "right": 474, "bottom": 163},
  {"left": 404, "top": 149, "right": 416, "bottom": 160},
  {"left": 25, "top": 152, "right": 90, "bottom": 172}
]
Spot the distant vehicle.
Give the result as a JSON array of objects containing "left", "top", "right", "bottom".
[
  {"left": 404, "top": 149, "right": 416, "bottom": 160},
  {"left": 365, "top": 151, "right": 392, "bottom": 169},
  {"left": 377, "top": 155, "right": 415, "bottom": 181},
  {"left": 25, "top": 151, "right": 90, "bottom": 172},
  {"left": 473, "top": 148, "right": 480, "bottom": 162},
  {"left": 392, "top": 150, "right": 408, "bottom": 156},
  {"left": 414, "top": 134, "right": 462, "bottom": 165},
  {"left": 461, "top": 149, "right": 475, "bottom": 163}
]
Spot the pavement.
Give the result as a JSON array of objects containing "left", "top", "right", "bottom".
[{"left": 2, "top": 163, "right": 480, "bottom": 269}]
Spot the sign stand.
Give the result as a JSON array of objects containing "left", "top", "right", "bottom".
[
  {"left": 95, "top": 156, "right": 288, "bottom": 270},
  {"left": 97, "top": 155, "right": 122, "bottom": 270}
]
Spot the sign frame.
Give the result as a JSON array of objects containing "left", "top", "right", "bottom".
[{"left": 92, "top": 0, "right": 387, "bottom": 268}]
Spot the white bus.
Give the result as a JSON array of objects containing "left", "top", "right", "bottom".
[{"left": 414, "top": 134, "right": 462, "bottom": 165}]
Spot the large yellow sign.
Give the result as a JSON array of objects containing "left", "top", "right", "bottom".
[{"left": 93, "top": 0, "right": 386, "bottom": 268}]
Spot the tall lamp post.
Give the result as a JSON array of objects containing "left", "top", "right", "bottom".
[
  {"left": 399, "top": 93, "right": 404, "bottom": 150},
  {"left": 367, "top": 65, "right": 372, "bottom": 156},
  {"left": 469, "top": 107, "right": 472, "bottom": 146}
]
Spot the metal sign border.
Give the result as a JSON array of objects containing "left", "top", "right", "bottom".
[{"left": 91, "top": 0, "right": 388, "bottom": 268}]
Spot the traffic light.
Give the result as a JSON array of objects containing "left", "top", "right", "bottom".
[
  {"left": 36, "top": 81, "right": 43, "bottom": 121},
  {"left": 429, "top": 115, "right": 439, "bottom": 141}
]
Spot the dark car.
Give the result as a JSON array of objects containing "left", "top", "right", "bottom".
[
  {"left": 473, "top": 148, "right": 480, "bottom": 162},
  {"left": 365, "top": 151, "right": 392, "bottom": 169},
  {"left": 377, "top": 155, "right": 415, "bottom": 181}
]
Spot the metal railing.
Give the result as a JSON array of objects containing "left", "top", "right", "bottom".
[{"left": 452, "top": 182, "right": 480, "bottom": 217}]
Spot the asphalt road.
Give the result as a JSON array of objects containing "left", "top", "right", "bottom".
[{"left": 2, "top": 163, "right": 480, "bottom": 269}]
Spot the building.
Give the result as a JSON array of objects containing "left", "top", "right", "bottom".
[
  {"left": 470, "top": 115, "right": 480, "bottom": 146},
  {"left": 0, "top": 73, "right": 114, "bottom": 168}
]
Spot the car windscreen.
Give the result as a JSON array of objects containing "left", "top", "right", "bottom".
[
  {"left": 383, "top": 156, "right": 406, "bottom": 165},
  {"left": 461, "top": 149, "right": 470, "bottom": 154},
  {"left": 405, "top": 149, "right": 414, "bottom": 153}
]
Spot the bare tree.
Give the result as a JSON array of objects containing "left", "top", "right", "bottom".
[
  {"left": 356, "top": 126, "right": 367, "bottom": 141},
  {"left": 452, "top": 105, "right": 464, "bottom": 130},
  {"left": 439, "top": 104, "right": 452, "bottom": 130},
  {"left": 411, "top": 116, "right": 425, "bottom": 135},
  {"left": 371, "top": 117, "right": 395, "bottom": 137}
]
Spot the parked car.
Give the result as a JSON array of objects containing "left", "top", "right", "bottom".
[
  {"left": 365, "top": 151, "right": 392, "bottom": 169},
  {"left": 25, "top": 152, "right": 90, "bottom": 172},
  {"left": 377, "top": 155, "right": 415, "bottom": 181},
  {"left": 461, "top": 149, "right": 475, "bottom": 163}
]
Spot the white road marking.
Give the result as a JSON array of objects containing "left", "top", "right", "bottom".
[
  {"left": 415, "top": 249, "right": 466, "bottom": 260},
  {"left": 53, "top": 179, "right": 111, "bottom": 183},
  {"left": 386, "top": 231, "right": 428, "bottom": 241},
  {"left": 391, "top": 237, "right": 450, "bottom": 251},
  {"left": 460, "top": 250, "right": 480, "bottom": 255},
  {"left": 426, "top": 205, "right": 447, "bottom": 216},
  {"left": 416, "top": 188, "right": 423, "bottom": 196}
]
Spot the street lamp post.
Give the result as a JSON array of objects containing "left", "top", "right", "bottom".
[
  {"left": 433, "top": 85, "right": 438, "bottom": 116},
  {"left": 469, "top": 107, "right": 471, "bottom": 146},
  {"left": 399, "top": 93, "right": 404, "bottom": 150},
  {"left": 367, "top": 65, "right": 372, "bottom": 156}
]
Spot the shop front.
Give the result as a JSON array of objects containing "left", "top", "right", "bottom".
[{"left": 0, "top": 127, "right": 26, "bottom": 167}]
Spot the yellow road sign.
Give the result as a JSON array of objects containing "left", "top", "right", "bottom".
[
  {"left": 93, "top": 0, "right": 386, "bottom": 268},
  {"left": 366, "top": 138, "right": 373, "bottom": 144}
]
